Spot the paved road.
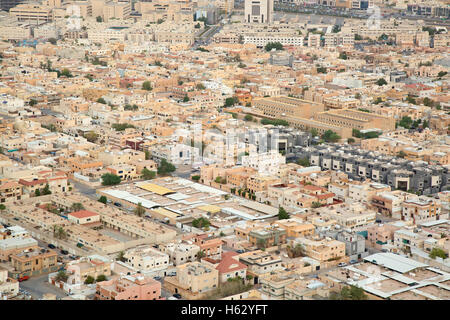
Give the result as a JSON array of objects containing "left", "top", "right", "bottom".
[
  {"left": 69, "top": 179, "right": 97, "bottom": 198},
  {"left": 19, "top": 273, "right": 68, "bottom": 300}
]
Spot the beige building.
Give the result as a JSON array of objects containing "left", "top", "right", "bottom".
[
  {"left": 160, "top": 242, "right": 200, "bottom": 266},
  {"left": 295, "top": 238, "right": 346, "bottom": 262},
  {"left": 0, "top": 267, "right": 19, "bottom": 298},
  {"left": 123, "top": 245, "right": 170, "bottom": 272}
]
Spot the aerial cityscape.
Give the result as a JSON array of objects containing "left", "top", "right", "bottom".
[{"left": 0, "top": 0, "right": 449, "bottom": 304}]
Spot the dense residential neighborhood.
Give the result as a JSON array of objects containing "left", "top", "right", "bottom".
[{"left": 0, "top": 0, "right": 449, "bottom": 304}]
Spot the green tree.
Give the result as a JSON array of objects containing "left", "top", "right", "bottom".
[
  {"left": 437, "top": 71, "right": 447, "bottom": 78},
  {"left": 0, "top": 204, "right": 6, "bottom": 213},
  {"left": 84, "top": 131, "right": 99, "bottom": 143},
  {"left": 310, "top": 128, "right": 319, "bottom": 137},
  {"left": 134, "top": 202, "right": 146, "bottom": 217},
  {"left": 157, "top": 18, "right": 164, "bottom": 24},
  {"left": 354, "top": 34, "right": 362, "bottom": 40},
  {"left": 111, "top": 123, "right": 135, "bottom": 131},
  {"left": 35, "top": 189, "right": 41, "bottom": 197},
  {"left": 312, "top": 201, "right": 322, "bottom": 208},
  {"left": 196, "top": 250, "right": 205, "bottom": 261},
  {"left": 84, "top": 276, "right": 95, "bottom": 284},
  {"left": 348, "top": 138, "right": 355, "bottom": 144},
  {"left": 376, "top": 78, "right": 387, "bottom": 86},
  {"left": 124, "top": 104, "right": 139, "bottom": 111},
  {"left": 373, "top": 97, "right": 383, "bottom": 104},
  {"left": 429, "top": 247, "right": 448, "bottom": 259},
  {"left": 116, "top": 251, "right": 126, "bottom": 262},
  {"left": 96, "top": 275, "right": 107, "bottom": 282},
  {"left": 157, "top": 159, "right": 176, "bottom": 176},
  {"left": 322, "top": 130, "right": 341, "bottom": 143},
  {"left": 183, "top": 95, "right": 190, "bottom": 102},
  {"left": 96, "top": 16, "right": 103, "bottom": 22},
  {"left": 141, "top": 168, "right": 156, "bottom": 180},
  {"left": 278, "top": 207, "right": 290, "bottom": 220},
  {"left": 332, "top": 25, "right": 341, "bottom": 33},
  {"left": 55, "top": 270, "right": 68, "bottom": 282},
  {"left": 191, "top": 175, "right": 200, "bottom": 182},
  {"left": 264, "top": 42, "right": 284, "bottom": 51},
  {"left": 71, "top": 202, "right": 85, "bottom": 211},
  {"left": 192, "top": 217, "right": 210, "bottom": 229},
  {"left": 338, "top": 52, "right": 348, "bottom": 60},
  {"left": 330, "top": 285, "right": 368, "bottom": 300},
  {"left": 398, "top": 116, "right": 413, "bottom": 129},
  {"left": 60, "top": 68, "right": 73, "bottom": 78},
  {"left": 317, "top": 66, "right": 327, "bottom": 74},
  {"left": 423, "top": 97, "right": 434, "bottom": 107},
  {"left": 29, "top": 99, "right": 38, "bottom": 106},
  {"left": 98, "top": 196, "right": 107, "bottom": 204},
  {"left": 101, "top": 173, "right": 121, "bottom": 186},
  {"left": 244, "top": 114, "right": 253, "bottom": 121},
  {"left": 297, "top": 157, "right": 310, "bottom": 167},
  {"left": 142, "top": 81, "right": 153, "bottom": 91},
  {"left": 224, "top": 97, "right": 237, "bottom": 107},
  {"left": 196, "top": 83, "right": 205, "bottom": 90},
  {"left": 145, "top": 150, "right": 150, "bottom": 160},
  {"left": 97, "top": 97, "right": 107, "bottom": 104},
  {"left": 42, "top": 184, "right": 51, "bottom": 195},
  {"left": 287, "top": 244, "right": 305, "bottom": 258},
  {"left": 260, "top": 118, "right": 289, "bottom": 126},
  {"left": 397, "top": 151, "right": 407, "bottom": 158},
  {"left": 406, "top": 95, "right": 416, "bottom": 105}
]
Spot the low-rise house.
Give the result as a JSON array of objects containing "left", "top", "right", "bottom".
[{"left": 96, "top": 275, "right": 162, "bottom": 300}]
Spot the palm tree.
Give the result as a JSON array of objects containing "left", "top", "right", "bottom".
[
  {"left": 55, "top": 270, "right": 68, "bottom": 282},
  {"left": 196, "top": 250, "right": 205, "bottom": 261},
  {"left": 53, "top": 226, "right": 68, "bottom": 240},
  {"left": 134, "top": 202, "right": 145, "bottom": 217},
  {"left": 71, "top": 202, "right": 85, "bottom": 212},
  {"left": 116, "top": 251, "right": 126, "bottom": 262}
]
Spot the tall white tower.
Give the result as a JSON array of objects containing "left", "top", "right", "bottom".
[{"left": 244, "top": 0, "right": 273, "bottom": 24}]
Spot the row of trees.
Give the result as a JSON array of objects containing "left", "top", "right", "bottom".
[
  {"left": 34, "top": 184, "right": 52, "bottom": 197},
  {"left": 100, "top": 160, "right": 175, "bottom": 186},
  {"left": 55, "top": 270, "right": 107, "bottom": 284}
]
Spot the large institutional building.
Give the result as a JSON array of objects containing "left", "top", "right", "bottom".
[{"left": 244, "top": 0, "right": 273, "bottom": 24}]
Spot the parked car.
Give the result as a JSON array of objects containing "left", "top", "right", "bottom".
[
  {"left": 236, "top": 249, "right": 244, "bottom": 254},
  {"left": 60, "top": 250, "right": 69, "bottom": 255},
  {"left": 350, "top": 260, "right": 357, "bottom": 264},
  {"left": 153, "top": 276, "right": 162, "bottom": 281},
  {"left": 173, "top": 293, "right": 182, "bottom": 299},
  {"left": 376, "top": 219, "right": 382, "bottom": 223},
  {"left": 338, "top": 262, "right": 347, "bottom": 267},
  {"left": 48, "top": 244, "right": 56, "bottom": 249},
  {"left": 113, "top": 202, "right": 122, "bottom": 207},
  {"left": 18, "top": 276, "right": 30, "bottom": 282}
]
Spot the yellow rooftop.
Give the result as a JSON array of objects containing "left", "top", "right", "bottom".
[
  {"left": 197, "top": 205, "right": 221, "bottom": 214},
  {"left": 138, "top": 183, "right": 174, "bottom": 195}
]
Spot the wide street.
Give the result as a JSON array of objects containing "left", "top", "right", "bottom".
[{"left": 19, "top": 273, "right": 68, "bottom": 300}]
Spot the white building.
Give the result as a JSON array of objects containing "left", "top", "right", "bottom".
[
  {"left": 123, "top": 245, "right": 170, "bottom": 272},
  {"left": 244, "top": 0, "right": 273, "bottom": 24},
  {"left": 0, "top": 267, "right": 19, "bottom": 299},
  {"left": 161, "top": 242, "right": 200, "bottom": 266},
  {"left": 241, "top": 150, "right": 286, "bottom": 176}
]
